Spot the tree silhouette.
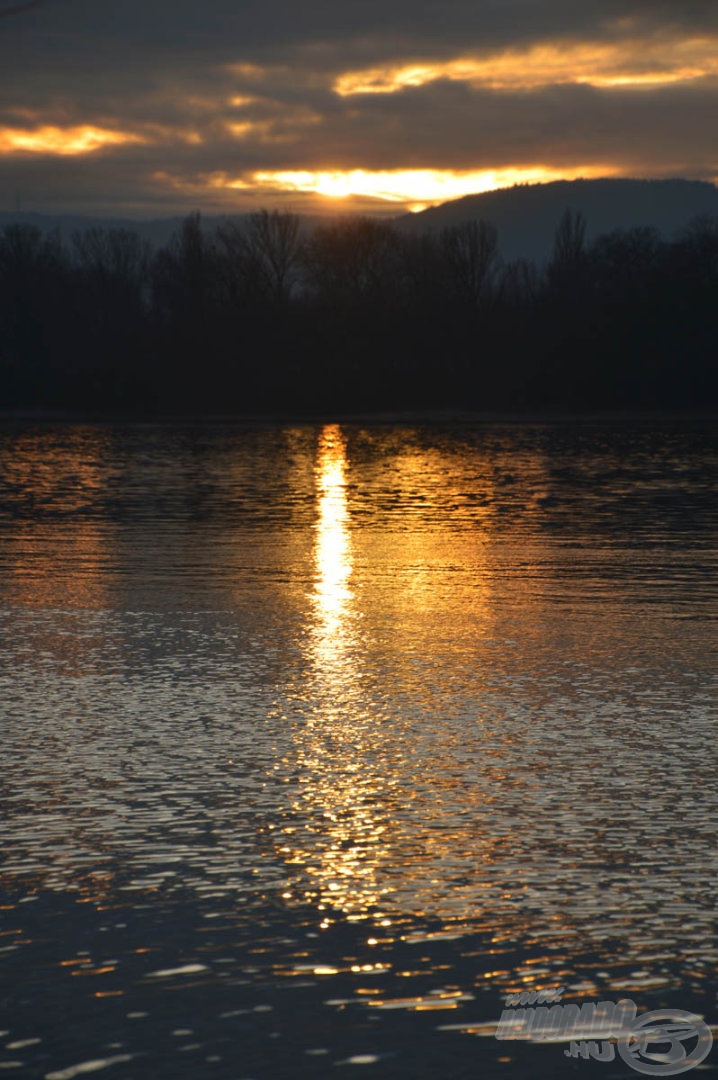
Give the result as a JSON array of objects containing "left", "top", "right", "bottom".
[
  {"left": 439, "top": 220, "right": 500, "bottom": 308},
  {"left": 69, "top": 227, "right": 152, "bottom": 405},
  {"left": 304, "top": 217, "right": 404, "bottom": 307},
  {"left": 0, "top": 224, "right": 70, "bottom": 407},
  {"left": 215, "top": 219, "right": 265, "bottom": 309},
  {"left": 1, "top": 205, "right": 716, "bottom": 415},
  {"left": 245, "top": 210, "right": 303, "bottom": 307},
  {"left": 547, "top": 208, "right": 587, "bottom": 290}
]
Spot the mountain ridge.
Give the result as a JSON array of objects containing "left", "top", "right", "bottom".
[
  {"left": 394, "top": 177, "right": 718, "bottom": 262},
  {"left": 1, "top": 178, "right": 717, "bottom": 264}
]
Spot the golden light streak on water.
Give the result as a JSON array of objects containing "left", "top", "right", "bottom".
[
  {"left": 278, "top": 425, "right": 396, "bottom": 917},
  {"left": 278, "top": 430, "right": 519, "bottom": 922},
  {"left": 311, "top": 423, "right": 354, "bottom": 672}
]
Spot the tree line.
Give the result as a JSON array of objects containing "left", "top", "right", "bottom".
[{"left": 0, "top": 207, "right": 716, "bottom": 414}]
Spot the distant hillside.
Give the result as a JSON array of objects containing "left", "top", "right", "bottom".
[
  {"left": 3, "top": 180, "right": 718, "bottom": 265},
  {"left": 394, "top": 178, "right": 718, "bottom": 263},
  {"left": 0, "top": 211, "right": 191, "bottom": 248},
  {"left": 0, "top": 210, "right": 323, "bottom": 249}
]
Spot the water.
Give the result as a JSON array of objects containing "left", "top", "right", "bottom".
[{"left": 0, "top": 419, "right": 716, "bottom": 1079}]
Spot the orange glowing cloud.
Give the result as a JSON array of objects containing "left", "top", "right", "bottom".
[
  {"left": 334, "top": 35, "right": 718, "bottom": 96},
  {"left": 0, "top": 125, "right": 146, "bottom": 155},
  {"left": 155, "top": 165, "right": 623, "bottom": 213},
  {"left": 225, "top": 111, "right": 320, "bottom": 144},
  {"left": 247, "top": 166, "right": 619, "bottom": 207}
]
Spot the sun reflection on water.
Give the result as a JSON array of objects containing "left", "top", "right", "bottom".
[
  {"left": 1, "top": 423, "right": 717, "bottom": 1015},
  {"left": 311, "top": 423, "right": 354, "bottom": 672},
  {"left": 275, "top": 430, "right": 562, "bottom": 927},
  {"left": 276, "top": 425, "right": 400, "bottom": 917}
]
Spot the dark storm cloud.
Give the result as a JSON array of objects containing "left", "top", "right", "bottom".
[
  {"left": 0, "top": 0, "right": 716, "bottom": 213},
  {"left": 3, "top": 0, "right": 717, "bottom": 80},
  {"left": 0, "top": 1, "right": 43, "bottom": 18},
  {"left": 308, "top": 80, "right": 718, "bottom": 172}
]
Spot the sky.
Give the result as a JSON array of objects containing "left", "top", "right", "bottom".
[{"left": 1, "top": 0, "right": 717, "bottom": 218}]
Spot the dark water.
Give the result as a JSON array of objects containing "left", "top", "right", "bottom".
[{"left": 0, "top": 419, "right": 716, "bottom": 1079}]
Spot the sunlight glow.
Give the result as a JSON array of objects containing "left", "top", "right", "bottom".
[
  {"left": 0, "top": 125, "right": 145, "bottom": 155},
  {"left": 334, "top": 36, "right": 718, "bottom": 96},
  {"left": 251, "top": 165, "right": 617, "bottom": 206}
]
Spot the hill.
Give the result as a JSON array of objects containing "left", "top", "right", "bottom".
[
  {"left": 3, "top": 179, "right": 718, "bottom": 266},
  {"left": 0, "top": 210, "right": 324, "bottom": 249},
  {"left": 394, "top": 178, "right": 718, "bottom": 263},
  {"left": 0, "top": 211, "right": 190, "bottom": 248}
]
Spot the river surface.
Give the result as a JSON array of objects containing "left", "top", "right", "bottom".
[{"left": 0, "top": 419, "right": 716, "bottom": 1079}]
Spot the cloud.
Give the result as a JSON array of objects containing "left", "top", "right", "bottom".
[
  {"left": 0, "top": 0, "right": 716, "bottom": 215},
  {"left": 0, "top": 125, "right": 147, "bottom": 155},
  {"left": 334, "top": 36, "right": 718, "bottom": 95},
  {"left": 0, "top": 1, "right": 43, "bottom": 18}
]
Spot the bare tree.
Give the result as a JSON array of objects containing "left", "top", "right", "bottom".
[
  {"left": 498, "top": 257, "right": 540, "bottom": 309},
  {"left": 245, "top": 210, "right": 303, "bottom": 306},
  {"left": 547, "top": 209, "right": 587, "bottom": 288},
  {"left": 303, "top": 217, "right": 402, "bottom": 305},
  {"left": 215, "top": 218, "right": 269, "bottom": 308},
  {"left": 439, "top": 220, "right": 500, "bottom": 307},
  {"left": 72, "top": 227, "right": 150, "bottom": 293},
  {"left": 150, "top": 211, "right": 216, "bottom": 325}
]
